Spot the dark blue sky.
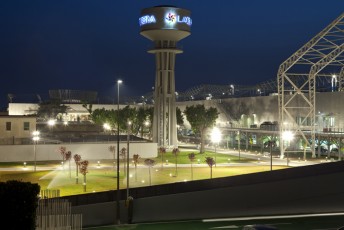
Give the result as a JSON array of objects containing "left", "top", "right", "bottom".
[{"left": 0, "top": 1, "right": 343, "bottom": 107}]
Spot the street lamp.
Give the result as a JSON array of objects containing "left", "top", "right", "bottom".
[
  {"left": 211, "top": 127, "right": 221, "bottom": 167},
  {"left": 237, "top": 130, "right": 241, "bottom": 160},
  {"left": 126, "top": 120, "right": 131, "bottom": 199},
  {"left": 332, "top": 74, "right": 337, "bottom": 92},
  {"left": 282, "top": 131, "right": 294, "bottom": 166},
  {"left": 103, "top": 123, "right": 111, "bottom": 132},
  {"left": 32, "top": 131, "right": 40, "bottom": 172},
  {"left": 116, "top": 79, "right": 122, "bottom": 225},
  {"left": 267, "top": 139, "right": 276, "bottom": 171},
  {"left": 48, "top": 119, "right": 55, "bottom": 131},
  {"left": 230, "top": 84, "right": 234, "bottom": 95},
  {"left": 144, "top": 120, "right": 150, "bottom": 139}
]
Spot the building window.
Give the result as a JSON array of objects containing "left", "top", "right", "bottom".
[
  {"left": 24, "top": 122, "right": 30, "bottom": 131},
  {"left": 6, "top": 122, "right": 11, "bottom": 131}
]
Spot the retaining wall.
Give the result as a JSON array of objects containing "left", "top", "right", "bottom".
[{"left": 0, "top": 142, "right": 157, "bottom": 162}]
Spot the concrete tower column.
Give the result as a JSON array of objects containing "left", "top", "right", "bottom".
[
  {"left": 139, "top": 6, "right": 192, "bottom": 147},
  {"left": 149, "top": 42, "right": 181, "bottom": 146}
]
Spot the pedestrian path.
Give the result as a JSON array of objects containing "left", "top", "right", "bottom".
[{"left": 0, "top": 145, "right": 333, "bottom": 172}]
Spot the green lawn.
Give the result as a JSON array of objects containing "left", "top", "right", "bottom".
[{"left": 0, "top": 151, "right": 288, "bottom": 196}]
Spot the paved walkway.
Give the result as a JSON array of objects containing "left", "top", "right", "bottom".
[{"left": 0, "top": 144, "right": 334, "bottom": 171}]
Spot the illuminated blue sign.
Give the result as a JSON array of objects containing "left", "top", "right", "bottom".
[
  {"left": 178, "top": 15, "right": 192, "bottom": 26},
  {"left": 139, "top": 13, "right": 192, "bottom": 27},
  {"left": 165, "top": 12, "right": 192, "bottom": 26},
  {"left": 139, "top": 15, "right": 156, "bottom": 26}
]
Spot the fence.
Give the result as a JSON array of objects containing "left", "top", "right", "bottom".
[{"left": 36, "top": 190, "right": 82, "bottom": 230}]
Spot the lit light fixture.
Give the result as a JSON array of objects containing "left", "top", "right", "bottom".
[
  {"left": 48, "top": 119, "right": 56, "bottom": 126},
  {"left": 282, "top": 131, "right": 294, "bottom": 141},
  {"left": 103, "top": 123, "right": 111, "bottom": 130}
]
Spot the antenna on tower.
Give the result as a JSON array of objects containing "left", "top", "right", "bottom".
[
  {"left": 37, "top": 94, "right": 42, "bottom": 103},
  {"left": 7, "top": 94, "right": 14, "bottom": 103}
]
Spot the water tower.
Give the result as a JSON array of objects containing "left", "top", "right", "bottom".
[{"left": 139, "top": 6, "right": 192, "bottom": 147}]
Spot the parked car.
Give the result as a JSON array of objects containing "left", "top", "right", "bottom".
[{"left": 260, "top": 121, "right": 279, "bottom": 131}]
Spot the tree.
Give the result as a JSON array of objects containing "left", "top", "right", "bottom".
[
  {"left": 109, "top": 145, "right": 116, "bottom": 163},
  {"left": 172, "top": 148, "right": 180, "bottom": 176},
  {"left": 36, "top": 99, "right": 68, "bottom": 121},
  {"left": 0, "top": 181, "right": 40, "bottom": 230},
  {"left": 188, "top": 152, "right": 196, "bottom": 180},
  {"left": 136, "top": 107, "right": 150, "bottom": 137},
  {"left": 133, "top": 154, "right": 140, "bottom": 182},
  {"left": 73, "top": 154, "right": 81, "bottom": 184},
  {"left": 144, "top": 159, "right": 156, "bottom": 186},
  {"left": 184, "top": 105, "right": 219, "bottom": 153},
  {"left": 79, "top": 160, "right": 89, "bottom": 192},
  {"left": 205, "top": 157, "right": 215, "bottom": 179},
  {"left": 65, "top": 151, "right": 72, "bottom": 178},
  {"left": 82, "top": 102, "right": 93, "bottom": 115},
  {"left": 176, "top": 107, "right": 184, "bottom": 127},
  {"left": 159, "top": 146, "right": 166, "bottom": 169},
  {"left": 146, "top": 107, "right": 154, "bottom": 139},
  {"left": 90, "top": 108, "right": 115, "bottom": 126},
  {"left": 118, "top": 106, "right": 137, "bottom": 132},
  {"left": 58, "top": 146, "right": 67, "bottom": 169},
  {"left": 301, "top": 139, "right": 308, "bottom": 161}
]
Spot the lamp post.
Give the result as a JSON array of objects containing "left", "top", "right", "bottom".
[
  {"left": 268, "top": 140, "right": 276, "bottom": 171},
  {"left": 126, "top": 120, "right": 131, "bottom": 199},
  {"left": 282, "top": 131, "right": 294, "bottom": 166},
  {"left": 32, "top": 131, "right": 40, "bottom": 172},
  {"left": 116, "top": 79, "right": 122, "bottom": 225},
  {"left": 211, "top": 127, "right": 221, "bottom": 167},
  {"left": 332, "top": 74, "right": 337, "bottom": 92},
  {"left": 144, "top": 120, "right": 150, "bottom": 139},
  {"left": 238, "top": 130, "right": 241, "bottom": 160}
]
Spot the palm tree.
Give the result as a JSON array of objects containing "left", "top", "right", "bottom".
[
  {"left": 73, "top": 154, "right": 81, "bottom": 184},
  {"left": 172, "top": 148, "right": 180, "bottom": 176},
  {"left": 133, "top": 154, "right": 140, "bottom": 182},
  {"left": 58, "top": 146, "right": 67, "bottom": 169},
  {"left": 205, "top": 157, "right": 215, "bottom": 179},
  {"left": 159, "top": 147, "right": 166, "bottom": 169},
  {"left": 108, "top": 145, "right": 116, "bottom": 163},
  {"left": 120, "top": 147, "right": 127, "bottom": 176},
  {"left": 144, "top": 159, "right": 156, "bottom": 186},
  {"left": 188, "top": 152, "right": 196, "bottom": 180},
  {"left": 79, "top": 160, "right": 89, "bottom": 192},
  {"left": 65, "top": 151, "right": 72, "bottom": 178}
]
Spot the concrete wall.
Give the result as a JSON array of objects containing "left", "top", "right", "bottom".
[
  {"left": 133, "top": 170, "right": 344, "bottom": 223},
  {"left": 0, "top": 142, "right": 157, "bottom": 162}
]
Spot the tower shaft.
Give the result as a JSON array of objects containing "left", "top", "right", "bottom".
[
  {"left": 150, "top": 41, "right": 182, "bottom": 146},
  {"left": 139, "top": 5, "right": 192, "bottom": 147}
]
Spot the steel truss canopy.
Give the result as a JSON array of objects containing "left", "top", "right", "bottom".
[{"left": 278, "top": 12, "right": 344, "bottom": 158}]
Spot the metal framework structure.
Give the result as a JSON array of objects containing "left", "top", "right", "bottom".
[{"left": 278, "top": 13, "right": 344, "bottom": 158}]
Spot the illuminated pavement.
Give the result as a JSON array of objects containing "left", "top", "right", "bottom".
[{"left": 0, "top": 144, "right": 330, "bottom": 172}]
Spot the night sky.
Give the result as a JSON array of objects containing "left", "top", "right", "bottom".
[{"left": 1, "top": 1, "right": 343, "bottom": 108}]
